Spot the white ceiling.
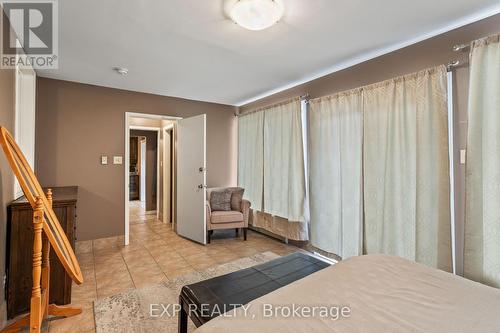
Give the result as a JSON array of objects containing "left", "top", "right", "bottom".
[{"left": 37, "top": 0, "right": 500, "bottom": 106}]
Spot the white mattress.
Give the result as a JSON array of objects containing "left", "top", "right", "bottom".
[{"left": 195, "top": 254, "right": 500, "bottom": 332}]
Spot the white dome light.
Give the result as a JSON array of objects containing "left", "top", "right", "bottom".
[{"left": 230, "top": 0, "right": 284, "bottom": 31}]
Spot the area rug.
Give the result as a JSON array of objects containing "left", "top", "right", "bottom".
[{"left": 94, "top": 251, "right": 280, "bottom": 333}]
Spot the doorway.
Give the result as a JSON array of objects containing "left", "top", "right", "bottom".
[
  {"left": 124, "top": 112, "right": 208, "bottom": 246},
  {"left": 125, "top": 113, "right": 180, "bottom": 245},
  {"left": 129, "top": 131, "right": 157, "bottom": 220}
]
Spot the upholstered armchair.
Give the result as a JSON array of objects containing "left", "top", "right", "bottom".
[{"left": 206, "top": 187, "right": 251, "bottom": 243}]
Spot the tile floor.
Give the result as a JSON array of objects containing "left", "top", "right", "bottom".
[{"left": 42, "top": 200, "right": 299, "bottom": 332}]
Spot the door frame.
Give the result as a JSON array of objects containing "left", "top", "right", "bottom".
[
  {"left": 163, "top": 124, "right": 174, "bottom": 225},
  {"left": 125, "top": 112, "right": 181, "bottom": 246}
]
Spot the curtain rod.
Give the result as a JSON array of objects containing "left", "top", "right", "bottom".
[
  {"left": 453, "top": 33, "right": 499, "bottom": 52},
  {"left": 446, "top": 60, "right": 461, "bottom": 71},
  {"left": 452, "top": 43, "right": 470, "bottom": 52},
  {"left": 237, "top": 95, "right": 309, "bottom": 117},
  {"left": 238, "top": 62, "right": 463, "bottom": 117}
]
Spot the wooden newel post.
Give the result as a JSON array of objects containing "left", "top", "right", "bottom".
[
  {"left": 30, "top": 197, "right": 44, "bottom": 332},
  {"left": 41, "top": 189, "right": 52, "bottom": 317}
]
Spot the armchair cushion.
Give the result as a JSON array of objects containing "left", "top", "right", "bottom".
[
  {"left": 210, "top": 189, "right": 232, "bottom": 211},
  {"left": 229, "top": 187, "right": 245, "bottom": 211},
  {"left": 211, "top": 211, "right": 244, "bottom": 224}
]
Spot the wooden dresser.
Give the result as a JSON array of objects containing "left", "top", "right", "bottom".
[{"left": 6, "top": 186, "right": 78, "bottom": 319}]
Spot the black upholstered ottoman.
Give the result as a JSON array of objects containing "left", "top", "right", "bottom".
[{"left": 178, "top": 252, "right": 330, "bottom": 333}]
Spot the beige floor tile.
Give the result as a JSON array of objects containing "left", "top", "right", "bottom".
[
  {"left": 97, "top": 283, "right": 134, "bottom": 299},
  {"left": 157, "top": 258, "right": 191, "bottom": 273},
  {"left": 94, "top": 258, "right": 127, "bottom": 274},
  {"left": 119, "top": 242, "right": 145, "bottom": 254},
  {"left": 48, "top": 303, "right": 94, "bottom": 333},
  {"left": 68, "top": 201, "right": 299, "bottom": 330},
  {"left": 92, "top": 236, "right": 120, "bottom": 252},
  {"left": 96, "top": 271, "right": 135, "bottom": 298},
  {"left": 128, "top": 263, "right": 168, "bottom": 288},
  {"left": 121, "top": 248, "right": 153, "bottom": 263},
  {"left": 71, "top": 281, "right": 97, "bottom": 305},
  {"left": 163, "top": 266, "right": 196, "bottom": 280},
  {"left": 95, "top": 263, "right": 129, "bottom": 282},
  {"left": 75, "top": 240, "right": 93, "bottom": 255},
  {"left": 81, "top": 268, "right": 95, "bottom": 282},
  {"left": 142, "top": 238, "right": 168, "bottom": 251},
  {"left": 176, "top": 246, "right": 207, "bottom": 257},
  {"left": 132, "top": 273, "right": 168, "bottom": 289},
  {"left": 147, "top": 244, "right": 178, "bottom": 257},
  {"left": 125, "top": 258, "right": 159, "bottom": 273},
  {"left": 211, "top": 252, "right": 241, "bottom": 264},
  {"left": 186, "top": 256, "right": 219, "bottom": 271},
  {"left": 77, "top": 252, "right": 94, "bottom": 265}
]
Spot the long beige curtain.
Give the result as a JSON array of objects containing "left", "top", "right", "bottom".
[
  {"left": 465, "top": 34, "right": 500, "bottom": 288},
  {"left": 263, "top": 98, "right": 306, "bottom": 222},
  {"left": 309, "top": 90, "right": 363, "bottom": 258},
  {"left": 238, "top": 111, "right": 264, "bottom": 211},
  {"left": 363, "top": 66, "right": 452, "bottom": 271}
]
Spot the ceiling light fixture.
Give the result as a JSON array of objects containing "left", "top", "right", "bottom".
[
  {"left": 114, "top": 67, "right": 129, "bottom": 75},
  {"left": 229, "top": 0, "right": 284, "bottom": 31}
]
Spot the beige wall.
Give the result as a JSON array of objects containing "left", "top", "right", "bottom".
[
  {"left": 239, "top": 14, "right": 500, "bottom": 276},
  {"left": 240, "top": 14, "right": 500, "bottom": 112},
  {"left": 35, "top": 78, "right": 238, "bottom": 241},
  {"left": 0, "top": 59, "right": 15, "bottom": 331}
]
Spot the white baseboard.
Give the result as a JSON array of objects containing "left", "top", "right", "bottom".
[{"left": 312, "top": 252, "right": 338, "bottom": 265}]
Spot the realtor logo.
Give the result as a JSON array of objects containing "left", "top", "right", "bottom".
[{"left": 1, "top": 0, "right": 58, "bottom": 69}]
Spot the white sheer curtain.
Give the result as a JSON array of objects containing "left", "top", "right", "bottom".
[
  {"left": 309, "top": 90, "right": 363, "bottom": 258},
  {"left": 465, "top": 34, "right": 500, "bottom": 288},
  {"left": 263, "top": 98, "right": 306, "bottom": 222},
  {"left": 238, "top": 111, "right": 264, "bottom": 211},
  {"left": 363, "top": 66, "right": 452, "bottom": 271}
]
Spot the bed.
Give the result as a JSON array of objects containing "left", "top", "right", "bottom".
[{"left": 194, "top": 255, "right": 500, "bottom": 332}]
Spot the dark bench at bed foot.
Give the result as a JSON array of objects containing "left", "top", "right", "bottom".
[{"left": 178, "top": 252, "right": 331, "bottom": 333}]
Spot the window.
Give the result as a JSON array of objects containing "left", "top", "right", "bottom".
[{"left": 14, "top": 56, "right": 36, "bottom": 198}]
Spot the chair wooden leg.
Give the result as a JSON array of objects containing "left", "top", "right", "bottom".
[
  {"left": 207, "top": 230, "right": 211, "bottom": 244},
  {"left": 235, "top": 228, "right": 239, "bottom": 236},
  {"left": 243, "top": 228, "right": 247, "bottom": 241}
]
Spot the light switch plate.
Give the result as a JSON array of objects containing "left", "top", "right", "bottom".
[
  {"left": 460, "top": 149, "right": 466, "bottom": 165},
  {"left": 113, "top": 156, "right": 123, "bottom": 165},
  {"left": 101, "top": 155, "right": 108, "bottom": 165}
]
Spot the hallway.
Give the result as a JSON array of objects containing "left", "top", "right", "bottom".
[{"left": 129, "top": 200, "right": 156, "bottom": 222}]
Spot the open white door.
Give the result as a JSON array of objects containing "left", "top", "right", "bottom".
[{"left": 177, "top": 114, "right": 207, "bottom": 244}]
